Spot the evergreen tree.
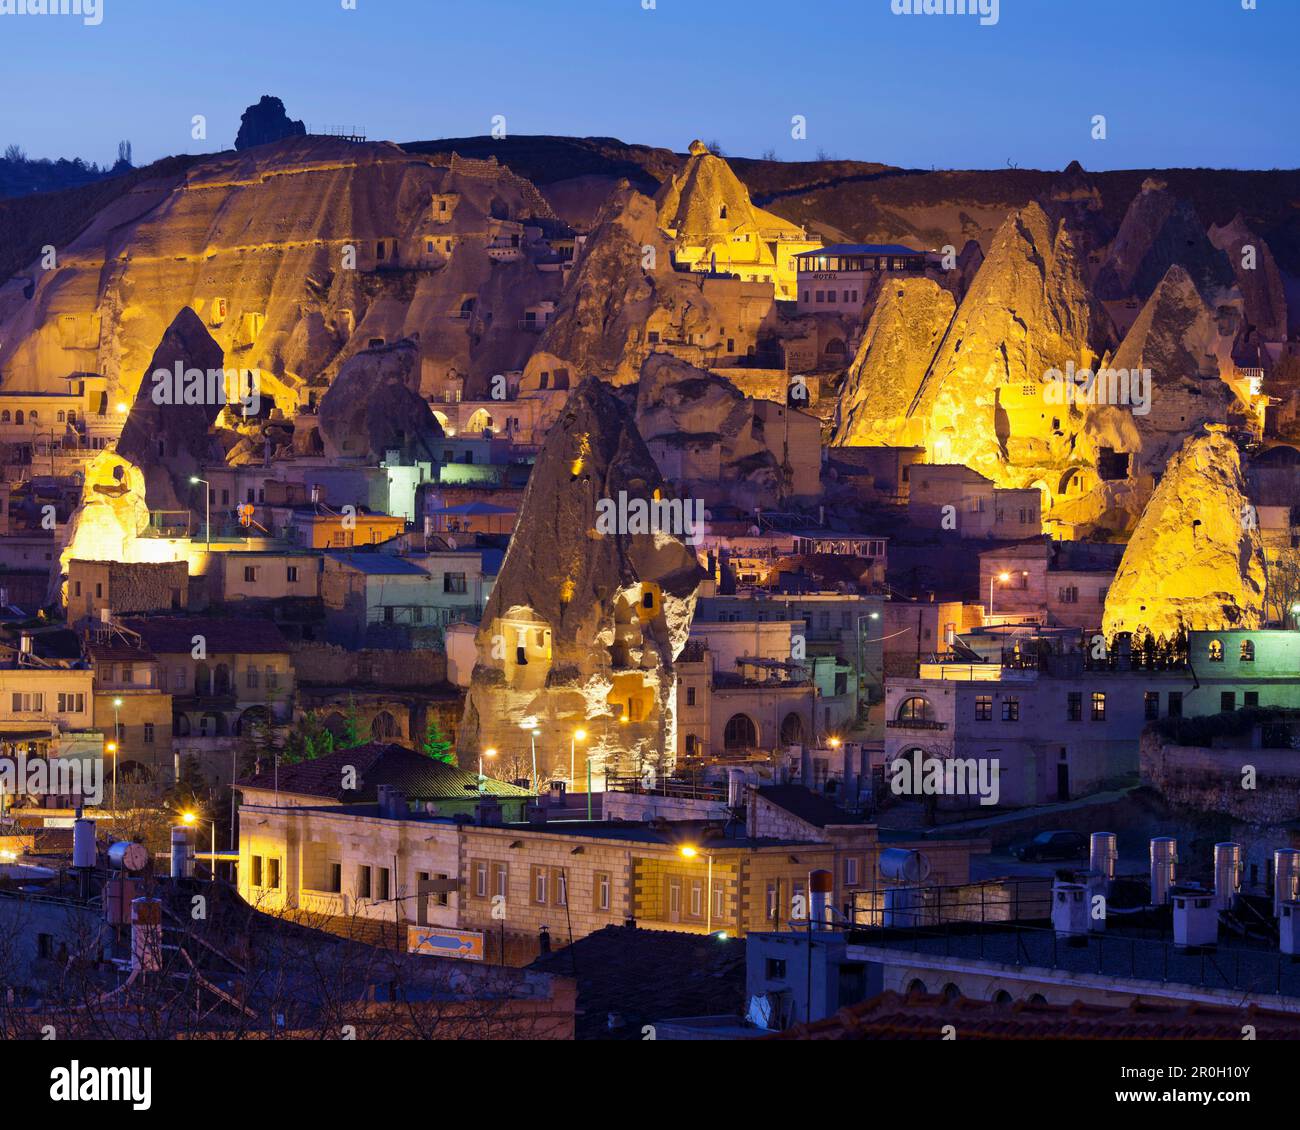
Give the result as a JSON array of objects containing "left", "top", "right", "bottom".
[{"left": 421, "top": 717, "right": 455, "bottom": 765}]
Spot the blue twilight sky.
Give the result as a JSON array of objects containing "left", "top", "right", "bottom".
[{"left": 0, "top": 0, "right": 1295, "bottom": 171}]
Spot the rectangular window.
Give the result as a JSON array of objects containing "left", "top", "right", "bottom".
[
  {"left": 596, "top": 871, "right": 611, "bottom": 911},
  {"left": 1002, "top": 697, "right": 1020, "bottom": 722},
  {"left": 251, "top": 856, "right": 263, "bottom": 887},
  {"left": 376, "top": 867, "right": 390, "bottom": 901},
  {"left": 1091, "top": 692, "right": 1106, "bottom": 722},
  {"left": 1144, "top": 691, "right": 1159, "bottom": 720},
  {"left": 1245, "top": 691, "right": 1259, "bottom": 708},
  {"left": 443, "top": 572, "right": 467, "bottom": 594},
  {"left": 243, "top": 566, "right": 258, "bottom": 583},
  {"left": 686, "top": 686, "right": 696, "bottom": 707},
  {"left": 766, "top": 958, "right": 787, "bottom": 981},
  {"left": 474, "top": 861, "right": 488, "bottom": 898},
  {"left": 493, "top": 863, "right": 508, "bottom": 900},
  {"left": 1221, "top": 691, "right": 1235, "bottom": 712},
  {"left": 327, "top": 862, "right": 342, "bottom": 893},
  {"left": 268, "top": 858, "right": 281, "bottom": 890},
  {"left": 287, "top": 566, "right": 299, "bottom": 583},
  {"left": 357, "top": 865, "right": 372, "bottom": 899},
  {"left": 713, "top": 884, "right": 725, "bottom": 919},
  {"left": 975, "top": 695, "right": 993, "bottom": 721},
  {"left": 1067, "top": 692, "right": 1082, "bottom": 722},
  {"left": 143, "top": 722, "right": 155, "bottom": 743},
  {"left": 845, "top": 857, "right": 859, "bottom": 886},
  {"left": 690, "top": 879, "right": 704, "bottom": 918},
  {"left": 532, "top": 866, "right": 548, "bottom": 905},
  {"left": 552, "top": 868, "right": 567, "bottom": 907},
  {"left": 766, "top": 881, "right": 779, "bottom": 922}
]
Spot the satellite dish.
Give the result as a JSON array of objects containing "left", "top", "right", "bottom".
[{"left": 746, "top": 993, "right": 775, "bottom": 1029}]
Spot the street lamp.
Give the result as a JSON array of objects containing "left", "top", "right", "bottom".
[
  {"left": 105, "top": 741, "right": 118, "bottom": 813},
  {"left": 679, "top": 844, "right": 715, "bottom": 934},
  {"left": 570, "top": 728, "right": 586, "bottom": 790},
  {"left": 189, "top": 475, "right": 211, "bottom": 549},
  {"left": 987, "top": 570, "right": 1028, "bottom": 617},
  {"left": 585, "top": 751, "right": 604, "bottom": 821},
  {"left": 110, "top": 696, "right": 124, "bottom": 812},
  {"left": 479, "top": 747, "right": 497, "bottom": 791},
  {"left": 181, "top": 810, "right": 217, "bottom": 881},
  {"left": 529, "top": 728, "right": 541, "bottom": 791}
]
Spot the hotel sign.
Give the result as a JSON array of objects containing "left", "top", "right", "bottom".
[{"left": 407, "top": 924, "right": 485, "bottom": 961}]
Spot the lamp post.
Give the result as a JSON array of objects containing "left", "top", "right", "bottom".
[
  {"left": 529, "top": 728, "right": 540, "bottom": 791},
  {"left": 680, "top": 844, "right": 714, "bottom": 934},
  {"left": 111, "top": 696, "right": 123, "bottom": 811},
  {"left": 479, "top": 747, "right": 497, "bottom": 793},
  {"left": 585, "top": 752, "right": 604, "bottom": 821},
  {"left": 189, "top": 476, "right": 211, "bottom": 549},
  {"left": 569, "top": 728, "right": 586, "bottom": 792},
  {"left": 181, "top": 810, "right": 217, "bottom": 882},
  {"left": 987, "top": 570, "right": 1029, "bottom": 618}
]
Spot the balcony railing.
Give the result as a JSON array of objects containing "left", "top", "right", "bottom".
[{"left": 885, "top": 718, "right": 948, "bottom": 731}]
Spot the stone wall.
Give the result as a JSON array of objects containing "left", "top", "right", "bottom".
[
  {"left": 290, "top": 640, "right": 447, "bottom": 687},
  {"left": 1141, "top": 731, "right": 1300, "bottom": 824}
]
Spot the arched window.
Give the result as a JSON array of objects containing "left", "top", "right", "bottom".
[
  {"left": 906, "top": 979, "right": 927, "bottom": 995},
  {"left": 28, "top": 410, "right": 36, "bottom": 423},
  {"left": 723, "top": 714, "right": 757, "bottom": 750},
  {"left": 1240, "top": 639, "right": 1255, "bottom": 662},
  {"left": 67, "top": 410, "right": 76, "bottom": 424},
  {"left": 992, "top": 990, "right": 1013, "bottom": 1004},
  {"left": 779, "top": 712, "right": 804, "bottom": 745},
  {"left": 1207, "top": 639, "right": 1224, "bottom": 662},
  {"left": 14, "top": 411, "right": 23, "bottom": 425},
  {"left": 942, "top": 983, "right": 962, "bottom": 1002},
  {"left": 371, "top": 711, "right": 398, "bottom": 740},
  {"left": 896, "top": 696, "right": 936, "bottom": 724},
  {"left": 1, "top": 412, "right": 9, "bottom": 423},
  {"left": 57, "top": 411, "right": 65, "bottom": 423}
]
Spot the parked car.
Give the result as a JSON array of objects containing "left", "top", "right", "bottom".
[{"left": 1010, "top": 830, "right": 1088, "bottom": 863}]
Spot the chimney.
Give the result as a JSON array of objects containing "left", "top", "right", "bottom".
[
  {"left": 537, "top": 925, "right": 551, "bottom": 955},
  {"left": 170, "top": 826, "right": 194, "bottom": 879},
  {"left": 1149, "top": 837, "right": 1177, "bottom": 905},
  {"left": 1089, "top": 832, "right": 1118, "bottom": 888},
  {"left": 1214, "top": 842, "right": 1242, "bottom": 911},
  {"left": 1274, "top": 849, "right": 1300, "bottom": 918},
  {"left": 809, "top": 868, "right": 834, "bottom": 930}
]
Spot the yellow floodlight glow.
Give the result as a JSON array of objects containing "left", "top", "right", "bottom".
[{"left": 679, "top": 845, "right": 698, "bottom": 859}]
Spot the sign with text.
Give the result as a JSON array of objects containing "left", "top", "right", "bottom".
[{"left": 407, "top": 924, "right": 484, "bottom": 961}]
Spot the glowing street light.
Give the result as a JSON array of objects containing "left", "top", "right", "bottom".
[
  {"left": 570, "top": 728, "right": 586, "bottom": 790},
  {"left": 189, "top": 475, "right": 211, "bottom": 549},
  {"left": 479, "top": 746, "right": 497, "bottom": 786},
  {"left": 679, "top": 844, "right": 715, "bottom": 933},
  {"left": 988, "top": 569, "right": 1028, "bottom": 617},
  {"left": 180, "top": 810, "right": 217, "bottom": 881}
]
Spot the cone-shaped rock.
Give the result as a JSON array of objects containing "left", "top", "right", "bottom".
[
  {"left": 1208, "top": 214, "right": 1289, "bottom": 343},
  {"left": 1102, "top": 426, "right": 1264, "bottom": 637},
  {"left": 458, "top": 378, "right": 705, "bottom": 783}
]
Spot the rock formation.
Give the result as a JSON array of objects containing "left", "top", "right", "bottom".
[
  {"left": 833, "top": 277, "right": 956, "bottom": 447},
  {"left": 234, "top": 96, "right": 306, "bottom": 152},
  {"left": 653, "top": 140, "right": 816, "bottom": 299},
  {"left": 1208, "top": 214, "right": 1289, "bottom": 343},
  {"left": 636, "top": 352, "right": 808, "bottom": 508},
  {"left": 0, "top": 139, "right": 562, "bottom": 406},
  {"left": 1095, "top": 180, "right": 1236, "bottom": 303},
  {"left": 1102, "top": 426, "right": 1264, "bottom": 637},
  {"left": 458, "top": 378, "right": 705, "bottom": 783},
  {"left": 317, "top": 339, "right": 444, "bottom": 462}
]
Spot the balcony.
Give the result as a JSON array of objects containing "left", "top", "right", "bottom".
[{"left": 885, "top": 719, "right": 948, "bottom": 731}]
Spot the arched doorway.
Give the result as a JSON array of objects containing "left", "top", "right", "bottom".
[
  {"left": 370, "top": 711, "right": 398, "bottom": 741},
  {"left": 723, "top": 714, "right": 758, "bottom": 750},
  {"left": 779, "top": 712, "right": 804, "bottom": 745}
]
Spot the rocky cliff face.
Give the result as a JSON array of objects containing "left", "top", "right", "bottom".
[
  {"left": 317, "top": 339, "right": 443, "bottom": 463},
  {"left": 1208, "top": 214, "right": 1290, "bottom": 343},
  {"left": 636, "top": 352, "right": 787, "bottom": 508},
  {"left": 234, "top": 96, "right": 306, "bottom": 152},
  {"left": 1095, "top": 180, "right": 1236, "bottom": 303},
  {"left": 458, "top": 378, "right": 704, "bottom": 782},
  {"left": 1102, "top": 427, "right": 1264, "bottom": 636},
  {"left": 833, "top": 277, "right": 955, "bottom": 447},
  {"left": 0, "top": 139, "right": 561, "bottom": 406},
  {"left": 914, "top": 202, "right": 1113, "bottom": 485}
]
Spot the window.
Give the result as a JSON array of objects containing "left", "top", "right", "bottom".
[
  {"left": 243, "top": 566, "right": 258, "bottom": 583},
  {"left": 845, "top": 857, "right": 859, "bottom": 886},
  {"left": 327, "top": 863, "right": 342, "bottom": 893},
  {"left": 897, "top": 696, "right": 935, "bottom": 725},
  {"left": 10, "top": 693, "right": 44, "bottom": 714},
  {"left": 1002, "top": 697, "right": 1020, "bottom": 722},
  {"left": 251, "top": 856, "right": 263, "bottom": 887},
  {"left": 443, "top": 572, "right": 467, "bottom": 594},
  {"left": 1067, "top": 692, "right": 1082, "bottom": 721},
  {"left": 268, "top": 858, "right": 281, "bottom": 890},
  {"left": 246, "top": 667, "right": 259, "bottom": 689},
  {"left": 1245, "top": 691, "right": 1259, "bottom": 708},
  {"left": 1221, "top": 691, "right": 1235, "bottom": 712},
  {"left": 766, "top": 882, "right": 779, "bottom": 922},
  {"left": 1058, "top": 586, "right": 1078, "bottom": 604},
  {"left": 532, "top": 866, "right": 548, "bottom": 905},
  {"left": 357, "top": 865, "right": 372, "bottom": 899},
  {"left": 1091, "top": 692, "right": 1106, "bottom": 721},
  {"left": 143, "top": 723, "right": 155, "bottom": 744},
  {"left": 1168, "top": 691, "right": 1183, "bottom": 718},
  {"left": 287, "top": 566, "right": 299, "bottom": 583},
  {"left": 267, "top": 666, "right": 279, "bottom": 690},
  {"left": 975, "top": 695, "right": 993, "bottom": 721},
  {"left": 596, "top": 871, "right": 611, "bottom": 911},
  {"left": 686, "top": 686, "right": 696, "bottom": 707},
  {"left": 174, "top": 667, "right": 186, "bottom": 690},
  {"left": 493, "top": 863, "right": 508, "bottom": 900},
  {"left": 376, "top": 867, "right": 390, "bottom": 901},
  {"left": 1240, "top": 640, "right": 1255, "bottom": 662},
  {"left": 552, "top": 868, "right": 567, "bottom": 906},
  {"left": 474, "top": 861, "right": 488, "bottom": 898},
  {"left": 766, "top": 957, "right": 787, "bottom": 981},
  {"left": 690, "top": 880, "right": 704, "bottom": 918},
  {"left": 713, "top": 884, "right": 725, "bottom": 919},
  {"left": 1207, "top": 639, "right": 1224, "bottom": 662},
  {"left": 1144, "top": 691, "right": 1159, "bottom": 721},
  {"left": 57, "top": 692, "right": 85, "bottom": 714}
]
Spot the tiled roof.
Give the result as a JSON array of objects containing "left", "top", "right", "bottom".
[
  {"left": 769, "top": 989, "right": 1300, "bottom": 1040},
  {"left": 237, "top": 742, "right": 531, "bottom": 802},
  {"left": 123, "top": 617, "right": 290, "bottom": 655},
  {"left": 528, "top": 924, "right": 745, "bottom": 1040},
  {"left": 325, "top": 552, "right": 430, "bottom": 576},
  {"left": 756, "top": 785, "right": 865, "bottom": 828}
]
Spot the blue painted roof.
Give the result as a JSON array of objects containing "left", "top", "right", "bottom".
[{"left": 326, "top": 552, "right": 430, "bottom": 576}]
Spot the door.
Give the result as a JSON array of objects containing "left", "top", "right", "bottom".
[
  {"left": 667, "top": 877, "right": 682, "bottom": 924},
  {"left": 1056, "top": 761, "right": 1070, "bottom": 802}
]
